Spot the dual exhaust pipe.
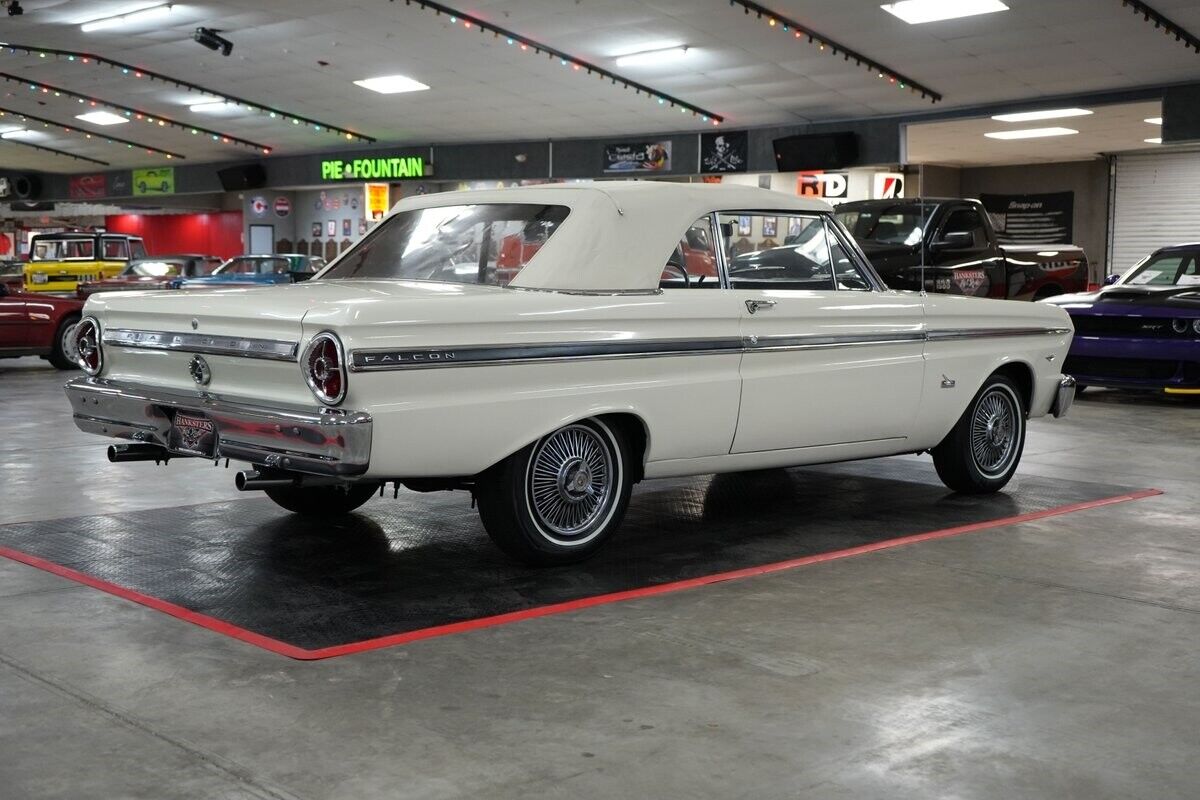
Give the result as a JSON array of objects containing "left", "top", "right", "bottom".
[{"left": 106, "top": 443, "right": 337, "bottom": 492}]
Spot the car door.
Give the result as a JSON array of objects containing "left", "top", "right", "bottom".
[
  {"left": 721, "top": 211, "right": 926, "bottom": 454},
  {"left": 0, "top": 286, "right": 29, "bottom": 348},
  {"left": 930, "top": 204, "right": 1006, "bottom": 298}
]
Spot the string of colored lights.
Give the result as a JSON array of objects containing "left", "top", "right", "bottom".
[
  {"left": 0, "top": 134, "right": 108, "bottom": 166},
  {"left": 1121, "top": 0, "right": 1200, "bottom": 53},
  {"left": 392, "top": 0, "right": 724, "bottom": 125},
  {"left": 0, "top": 44, "right": 376, "bottom": 143},
  {"left": 0, "top": 72, "right": 272, "bottom": 153},
  {"left": 728, "top": 0, "right": 942, "bottom": 103},
  {"left": 0, "top": 105, "right": 185, "bottom": 159}
]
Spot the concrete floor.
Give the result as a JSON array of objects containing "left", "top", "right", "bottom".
[{"left": 1, "top": 355, "right": 1197, "bottom": 800}]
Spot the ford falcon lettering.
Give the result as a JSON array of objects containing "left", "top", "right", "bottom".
[{"left": 65, "top": 183, "right": 1076, "bottom": 565}]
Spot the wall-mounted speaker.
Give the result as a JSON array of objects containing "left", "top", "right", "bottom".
[
  {"left": 216, "top": 163, "right": 267, "bottom": 191},
  {"left": 772, "top": 133, "right": 859, "bottom": 171}
]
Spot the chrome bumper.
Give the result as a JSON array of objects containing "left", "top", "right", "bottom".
[
  {"left": 1051, "top": 374, "right": 1076, "bottom": 418},
  {"left": 65, "top": 377, "right": 372, "bottom": 476}
]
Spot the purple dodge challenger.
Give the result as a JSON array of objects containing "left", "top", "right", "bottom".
[{"left": 1042, "top": 244, "right": 1200, "bottom": 393}]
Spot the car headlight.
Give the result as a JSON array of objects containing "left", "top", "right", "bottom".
[
  {"left": 74, "top": 317, "right": 103, "bottom": 375},
  {"left": 1172, "top": 319, "right": 1189, "bottom": 334},
  {"left": 302, "top": 331, "right": 346, "bottom": 406}
]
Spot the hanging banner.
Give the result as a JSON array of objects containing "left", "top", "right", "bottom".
[
  {"left": 980, "top": 192, "right": 1074, "bottom": 245},
  {"left": 602, "top": 141, "right": 671, "bottom": 173},
  {"left": 700, "top": 130, "right": 747, "bottom": 173},
  {"left": 364, "top": 183, "right": 390, "bottom": 220},
  {"left": 132, "top": 167, "right": 175, "bottom": 196},
  {"left": 873, "top": 172, "right": 904, "bottom": 199},
  {"left": 68, "top": 174, "right": 107, "bottom": 199}
]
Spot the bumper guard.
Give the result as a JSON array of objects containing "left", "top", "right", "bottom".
[{"left": 1051, "top": 374, "right": 1076, "bottom": 418}]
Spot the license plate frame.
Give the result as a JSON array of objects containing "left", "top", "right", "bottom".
[{"left": 167, "top": 410, "right": 217, "bottom": 458}]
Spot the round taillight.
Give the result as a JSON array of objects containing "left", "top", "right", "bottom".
[
  {"left": 74, "top": 317, "right": 102, "bottom": 375},
  {"left": 302, "top": 331, "right": 346, "bottom": 406},
  {"left": 1193, "top": 319, "right": 1200, "bottom": 336}
]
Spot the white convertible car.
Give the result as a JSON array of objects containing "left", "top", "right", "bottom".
[{"left": 66, "top": 183, "right": 1075, "bottom": 564}]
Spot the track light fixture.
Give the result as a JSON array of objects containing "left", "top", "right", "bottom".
[
  {"left": 6, "top": 1, "right": 23, "bottom": 16},
  {"left": 193, "top": 27, "right": 233, "bottom": 57}
]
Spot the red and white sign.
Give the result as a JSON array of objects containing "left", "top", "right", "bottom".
[
  {"left": 68, "top": 174, "right": 107, "bottom": 199},
  {"left": 796, "top": 171, "right": 848, "bottom": 199},
  {"left": 250, "top": 196, "right": 268, "bottom": 216},
  {"left": 873, "top": 173, "right": 905, "bottom": 199},
  {"left": 274, "top": 196, "right": 291, "bottom": 217}
]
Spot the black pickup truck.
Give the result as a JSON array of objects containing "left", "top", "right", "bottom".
[{"left": 834, "top": 198, "right": 1089, "bottom": 300}]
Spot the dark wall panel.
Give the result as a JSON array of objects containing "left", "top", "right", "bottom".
[{"left": 1162, "top": 84, "right": 1200, "bottom": 143}]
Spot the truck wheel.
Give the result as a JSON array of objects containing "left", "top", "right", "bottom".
[
  {"left": 48, "top": 314, "right": 81, "bottom": 370},
  {"left": 477, "top": 418, "right": 633, "bottom": 566},
  {"left": 264, "top": 483, "right": 379, "bottom": 516},
  {"left": 932, "top": 374, "right": 1026, "bottom": 494}
]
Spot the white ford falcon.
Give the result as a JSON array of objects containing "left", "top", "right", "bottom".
[{"left": 66, "top": 182, "right": 1075, "bottom": 564}]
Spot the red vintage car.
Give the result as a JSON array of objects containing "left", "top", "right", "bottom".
[
  {"left": 0, "top": 283, "right": 83, "bottom": 369},
  {"left": 76, "top": 254, "right": 222, "bottom": 299}
]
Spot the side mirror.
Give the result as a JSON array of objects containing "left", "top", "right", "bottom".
[
  {"left": 931, "top": 230, "right": 974, "bottom": 252},
  {"left": 1104, "top": 273, "right": 1120, "bottom": 286}
]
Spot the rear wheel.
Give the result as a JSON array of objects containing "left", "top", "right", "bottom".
[
  {"left": 477, "top": 418, "right": 633, "bottom": 565},
  {"left": 48, "top": 314, "right": 81, "bottom": 370},
  {"left": 932, "top": 374, "right": 1026, "bottom": 494},
  {"left": 264, "top": 483, "right": 379, "bottom": 516}
]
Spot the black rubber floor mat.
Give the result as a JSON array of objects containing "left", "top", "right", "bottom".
[{"left": 0, "top": 459, "right": 1151, "bottom": 658}]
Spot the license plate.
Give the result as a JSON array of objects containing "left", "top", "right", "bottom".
[
  {"left": 31, "top": 273, "right": 47, "bottom": 284},
  {"left": 168, "top": 411, "right": 216, "bottom": 458}
]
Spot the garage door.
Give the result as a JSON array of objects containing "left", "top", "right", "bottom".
[{"left": 1109, "top": 148, "right": 1200, "bottom": 274}]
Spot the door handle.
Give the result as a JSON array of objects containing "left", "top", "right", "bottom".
[{"left": 745, "top": 299, "right": 777, "bottom": 314}]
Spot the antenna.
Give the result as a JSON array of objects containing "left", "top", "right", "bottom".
[{"left": 918, "top": 163, "right": 926, "bottom": 296}]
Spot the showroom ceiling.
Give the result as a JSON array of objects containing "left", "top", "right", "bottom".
[{"left": 0, "top": 0, "right": 1197, "bottom": 172}]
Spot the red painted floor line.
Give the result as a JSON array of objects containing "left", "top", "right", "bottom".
[{"left": 0, "top": 488, "right": 1162, "bottom": 661}]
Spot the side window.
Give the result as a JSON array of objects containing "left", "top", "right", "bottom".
[
  {"left": 827, "top": 224, "right": 872, "bottom": 291},
  {"left": 940, "top": 208, "right": 987, "bottom": 249},
  {"left": 660, "top": 216, "right": 719, "bottom": 289},
  {"left": 102, "top": 238, "right": 129, "bottom": 260},
  {"left": 719, "top": 213, "right": 835, "bottom": 291},
  {"left": 129, "top": 240, "right": 147, "bottom": 259}
]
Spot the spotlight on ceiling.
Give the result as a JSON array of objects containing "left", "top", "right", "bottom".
[
  {"left": 193, "top": 27, "right": 233, "bottom": 57},
  {"left": 6, "top": 1, "right": 23, "bottom": 16},
  {"left": 614, "top": 46, "right": 690, "bottom": 68}
]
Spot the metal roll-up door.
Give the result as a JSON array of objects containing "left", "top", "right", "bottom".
[{"left": 1109, "top": 148, "right": 1200, "bottom": 274}]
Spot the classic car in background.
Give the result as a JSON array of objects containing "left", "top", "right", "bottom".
[
  {"left": 23, "top": 232, "right": 148, "bottom": 294},
  {"left": 0, "top": 282, "right": 82, "bottom": 369},
  {"left": 76, "top": 254, "right": 223, "bottom": 299},
  {"left": 1043, "top": 244, "right": 1200, "bottom": 394},
  {"left": 170, "top": 253, "right": 325, "bottom": 289},
  {"left": 836, "top": 198, "right": 1089, "bottom": 300},
  {"left": 66, "top": 183, "right": 1075, "bottom": 565}
]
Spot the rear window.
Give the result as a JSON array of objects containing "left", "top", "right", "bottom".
[
  {"left": 32, "top": 237, "right": 95, "bottom": 260},
  {"left": 322, "top": 203, "right": 570, "bottom": 286}
]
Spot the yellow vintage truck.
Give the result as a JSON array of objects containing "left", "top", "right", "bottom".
[{"left": 23, "top": 232, "right": 148, "bottom": 294}]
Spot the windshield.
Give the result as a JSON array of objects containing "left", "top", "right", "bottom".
[
  {"left": 321, "top": 203, "right": 570, "bottom": 285},
  {"left": 217, "top": 257, "right": 290, "bottom": 275},
  {"left": 32, "top": 237, "right": 96, "bottom": 261},
  {"left": 836, "top": 205, "right": 930, "bottom": 246},
  {"left": 122, "top": 259, "right": 186, "bottom": 277},
  {"left": 1121, "top": 251, "right": 1200, "bottom": 287}
]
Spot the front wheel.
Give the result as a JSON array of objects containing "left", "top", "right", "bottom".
[
  {"left": 48, "top": 314, "right": 81, "bottom": 370},
  {"left": 932, "top": 374, "right": 1026, "bottom": 494},
  {"left": 264, "top": 483, "right": 379, "bottom": 516},
  {"left": 476, "top": 418, "right": 633, "bottom": 565}
]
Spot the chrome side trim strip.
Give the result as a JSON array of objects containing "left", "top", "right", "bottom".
[
  {"left": 103, "top": 328, "right": 299, "bottom": 361},
  {"left": 349, "top": 326, "right": 1067, "bottom": 372}
]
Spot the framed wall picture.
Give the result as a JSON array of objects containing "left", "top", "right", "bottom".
[
  {"left": 737, "top": 215, "right": 752, "bottom": 236},
  {"left": 326, "top": 220, "right": 337, "bottom": 237},
  {"left": 342, "top": 218, "right": 352, "bottom": 237},
  {"left": 311, "top": 222, "right": 322, "bottom": 238},
  {"left": 762, "top": 216, "right": 778, "bottom": 238},
  {"left": 358, "top": 219, "right": 368, "bottom": 235}
]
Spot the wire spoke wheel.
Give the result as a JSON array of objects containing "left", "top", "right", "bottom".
[
  {"left": 526, "top": 423, "right": 617, "bottom": 545},
  {"left": 969, "top": 386, "right": 1019, "bottom": 478},
  {"left": 60, "top": 319, "right": 80, "bottom": 363}
]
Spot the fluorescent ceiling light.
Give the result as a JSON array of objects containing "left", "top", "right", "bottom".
[
  {"left": 984, "top": 127, "right": 1079, "bottom": 140},
  {"left": 76, "top": 110, "right": 129, "bottom": 126},
  {"left": 1145, "top": 117, "right": 1162, "bottom": 125},
  {"left": 80, "top": 3, "right": 173, "bottom": 33},
  {"left": 0, "top": 128, "right": 30, "bottom": 139},
  {"left": 353, "top": 75, "right": 430, "bottom": 95},
  {"left": 881, "top": 0, "right": 1008, "bottom": 24},
  {"left": 189, "top": 100, "right": 229, "bottom": 113},
  {"left": 1145, "top": 137, "right": 1162, "bottom": 144},
  {"left": 614, "top": 46, "right": 690, "bottom": 68},
  {"left": 991, "top": 108, "right": 1092, "bottom": 122}
]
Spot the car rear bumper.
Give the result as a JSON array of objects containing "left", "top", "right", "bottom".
[
  {"left": 1050, "top": 374, "right": 1075, "bottom": 418},
  {"left": 64, "top": 376, "right": 372, "bottom": 476}
]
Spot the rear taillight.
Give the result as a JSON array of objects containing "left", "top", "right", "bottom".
[
  {"left": 74, "top": 317, "right": 102, "bottom": 375},
  {"left": 302, "top": 331, "right": 346, "bottom": 406}
]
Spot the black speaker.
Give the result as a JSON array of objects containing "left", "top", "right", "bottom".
[
  {"left": 13, "top": 174, "right": 41, "bottom": 200},
  {"left": 772, "top": 133, "right": 858, "bottom": 171},
  {"left": 217, "top": 163, "right": 267, "bottom": 191}
]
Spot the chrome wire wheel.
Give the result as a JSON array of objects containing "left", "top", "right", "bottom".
[
  {"left": 970, "top": 385, "right": 1021, "bottom": 478},
  {"left": 526, "top": 422, "right": 618, "bottom": 546}
]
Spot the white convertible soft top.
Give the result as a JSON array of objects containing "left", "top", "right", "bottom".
[{"left": 389, "top": 181, "right": 832, "bottom": 291}]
